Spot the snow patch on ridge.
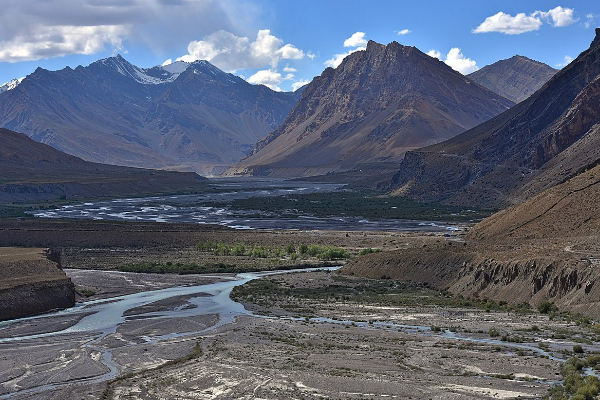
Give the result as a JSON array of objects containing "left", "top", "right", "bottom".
[{"left": 0, "top": 77, "right": 24, "bottom": 93}]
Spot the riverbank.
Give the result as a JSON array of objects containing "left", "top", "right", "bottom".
[{"left": 3, "top": 267, "right": 598, "bottom": 399}]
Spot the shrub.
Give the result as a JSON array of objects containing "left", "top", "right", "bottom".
[
  {"left": 538, "top": 300, "right": 558, "bottom": 314},
  {"left": 488, "top": 327, "right": 500, "bottom": 337}
]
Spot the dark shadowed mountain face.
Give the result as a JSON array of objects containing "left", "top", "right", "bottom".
[
  {"left": 0, "top": 56, "right": 301, "bottom": 176},
  {"left": 468, "top": 55, "right": 557, "bottom": 103},
  {"left": 224, "top": 40, "right": 513, "bottom": 178},
  {"left": 0, "top": 128, "right": 208, "bottom": 202},
  {"left": 390, "top": 29, "right": 600, "bottom": 209}
]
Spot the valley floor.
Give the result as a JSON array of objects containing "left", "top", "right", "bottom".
[{"left": 2, "top": 267, "right": 599, "bottom": 399}]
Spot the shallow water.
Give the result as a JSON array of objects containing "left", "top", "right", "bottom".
[{"left": 30, "top": 178, "right": 461, "bottom": 232}]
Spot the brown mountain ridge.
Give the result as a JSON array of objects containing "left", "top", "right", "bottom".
[
  {"left": 224, "top": 40, "right": 513, "bottom": 178},
  {"left": 468, "top": 55, "right": 557, "bottom": 103},
  {"left": 390, "top": 28, "right": 600, "bottom": 209},
  {"left": 0, "top": 128, "right": 208, "bottom": 202}
]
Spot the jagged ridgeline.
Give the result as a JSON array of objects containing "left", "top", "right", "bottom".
[
  {"left": 390, "top": 28, "right": 600, "bottom": 209},
  {"left": 225, "top": 40, "right": 514, "bottom": 178},
  {"left": 0, "top": 56, "right": 302, "bottom": 175}
]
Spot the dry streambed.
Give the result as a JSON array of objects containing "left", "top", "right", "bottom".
[{"left": 106, "top": 271, "right": 600, "bottom": 400}]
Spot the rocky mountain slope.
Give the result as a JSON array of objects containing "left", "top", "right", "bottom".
[
  {"left": 343, "top": 31, "right": 600, "bottom": 318},
  {"left": 390, "top": 29, "right": 600, "bottom": 209},
  {"left": 0, "top": 247, "right": 74, "bottom": 321},
  {"left": 468, "top": 56, "right": 557, "bottom": 103},
  {"left": 0, "top": 56, "right": 300, "bottom": 175},
  {"left": 0, "top": 128, "right": 208, "bottom": 202},
  {"left": 224, "top": 40, "right": 513, "bottom": 178},
  {"left": 344, "top": 161, "right": 600, "bottom": 317}
]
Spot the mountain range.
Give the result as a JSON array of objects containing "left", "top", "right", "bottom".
[
  {"left": 390, "top": 29, "right": 600, "bottom": 209},
  {"left": 0, "top": 56, "right": 301, "bottom": 176},
  {"left": 468, "top": 55, "right": 557, "bottom": 103},
  {"left": 225, "top": 40, "right": 514, "bottom": 178},
  {"left": 0, "top": 128, "right": 207, "bottom": 202}
]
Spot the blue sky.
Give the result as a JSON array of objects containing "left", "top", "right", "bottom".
[{"left": 0, "top": 0, "right": 598, "bottom": 91}]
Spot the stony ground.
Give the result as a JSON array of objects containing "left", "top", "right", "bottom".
[{"left": 106, "top": 271, "right": 600, "bottom": 400}]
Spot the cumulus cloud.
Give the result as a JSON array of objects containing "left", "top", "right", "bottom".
[
  {"left": 427, "top": 48, "right": 478, "bottom": 74},
  {"left": 283, "top": 65, "right": 297, "bottom": 73},
  {"left": 277, "top": 43, "right": 304, "bottom": 59},
  {"left": 426, "top": 50, "right": 442, "bottom": 59},
  {"left": 473, "top": 11, "right": 542, "bottom": 34},
  {"left": 292, "top": 79, "right": 310, "bottom": 91},
  {"left": 177, "top": 29, "right": 305, "bottom": 72},
  {"left": 0, "top": 24, "right": 128, "bottom": 62},
  {"left": 343, "top": 32, "right": 367, "bottom": 47},
  {"left": 473, "top": 6, "right": 577, "bottom": 35},
  {"left": 556, "top": 55, "right": 573, "bottom": 67},
  {"left": 247, "top": 69, "right": 284, "bottom": 91},
  {"left": 325, "top": 32, "right": 368, "bottom": 68},
  {"left": 533, "top": 6, "right": 577, "bottom": 27},
  {"left": 397, "top": 29, "right": 411, "bottom": 35},
  {"left": 0, "top": 0, "right": 260, "bottom": 62}
]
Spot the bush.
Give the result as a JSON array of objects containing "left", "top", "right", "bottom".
[
  {"left": 573, "top": 345, "right": 585, "bottom": 354},
  {"left": 538, "top": 300, "right": 558, "bottom": 314},
  {"left": 286, "top": 243, "right": 296, "bottom": 254},
  {"left": 359, "top": 248, "right": 382, "bottom": 256},
  {"left": 488, "top": 327, "right": 500, "bottom": 337}
]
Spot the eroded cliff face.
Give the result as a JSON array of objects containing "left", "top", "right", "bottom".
[
  {"left": 0, "top": 248, "right": 75, "bottom": 321},
  {"left": 342, "top": 243, "right": 600, "bottom": 318}
]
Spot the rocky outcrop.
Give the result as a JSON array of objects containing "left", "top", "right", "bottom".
[
  {"left": 0, "top": 248, "right": 75, "bottom": 321},
  {"left": 468, "top": 55, "right": 557, "bottom": 103},
  {"left": 342, "top": 243, "right": 600, "bottom": 317},
  {"left": 0, "top": 279, "right": 75, "bottom": 321},
  {"left": 390, "top": 30, "right": 600, "bottom": 209},
  {"left": 225, "top": 40, "right": 512, "bottom": 178},
  {"left": 346, "top": 147, "right": 600, "bottom": 318}
]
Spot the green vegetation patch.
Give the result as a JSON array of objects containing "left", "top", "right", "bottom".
[
  {"left": 231, "top": 273, "right": 531, "bottom": 313},
  {"left": 545, "top": 357, "right": 600, "bottom": 400},
  {"left": 196, "top": 241, "right": 351, "bottom": 261},
  {"left": 114, "top": 261, "right": 337, "bottom": 275},
  {"left": 202, "top": 190, "right": 494, "bottom": 222}
]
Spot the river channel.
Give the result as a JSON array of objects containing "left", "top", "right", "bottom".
[
  {"left": 0, "top": 266, "right": 587, "bottom": 399},
  {"left": 31, "top": 179, "right": 462, "bottom": 232}
]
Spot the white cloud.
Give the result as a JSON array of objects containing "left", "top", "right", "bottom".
[
  {"left": 343, "top": 32, "right": 367, "bottom": 47},
  {"left": 0, "top": 0, "right": 260, "bottom": 63},
  {"left": 162, "top": 59, "right": 173, "bottom": 66},
  {"left": 283, "top": 65, "right": 297, "bottom": 73},
  {"left": 426, "top": 50, "right": 442, "bottom": 59},
  {"left": 277, "top": 43, "right": 304, "bottom": 60},
  {"left": 585, "top": 13, "right": 595, "bottom": 29},
  {"left": 0, "top": 25, "right": 128, "bottom": 62},
  {"left": 292, "top": 79, "right": 310, "bottom": 91},
  {"left": 325, "top": 32, "right": 368, "bottom": 68},
  {"left": 397, "top": 29, "right": 411, "bottom": 35},
  {"left": 177, "top": 29, "right": 305, "bottom": 72},
  {"left": 426, "top": 48, "right": 478, "bottom": 74},
  {"left": 247, "top": 69, "right": 285, "bottom": 91},
  {"left": 534, "top": 6, "right": 577, "bottom": 27},
  {"left": 444, "top": 48, "right": 478, "bottom": 74},
  {"left": 473, "top": 11, "right": 542, "bottom": 35},
  {"left": 324, "top": 47, "right": 365, "bottom": 68},
  {"left": 473, "top": 6, "right": 578, "bottom": 35},
  {"left": 556, "top": 55, "right": 573, "bottom": 67},
  {"left": 307, "top": 51, "right": 317, "bottom": 60}
]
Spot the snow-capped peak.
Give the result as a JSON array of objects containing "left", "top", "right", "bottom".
[{"left": 0, "top": 77, "right": 25, "bottom": 94}]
